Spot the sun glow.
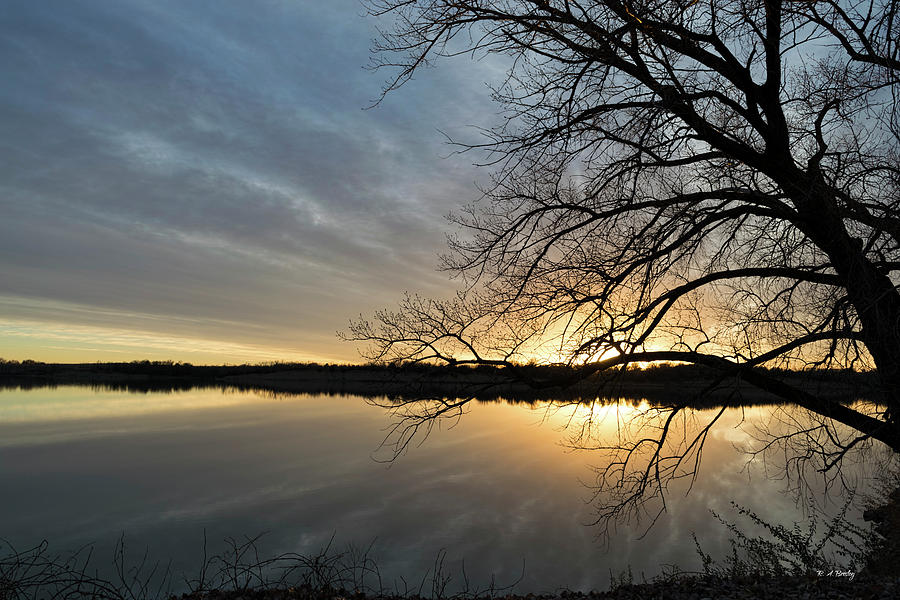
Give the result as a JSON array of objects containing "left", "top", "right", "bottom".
[{"left": 532, "top": 397, "right": 651, "bottom": 430}]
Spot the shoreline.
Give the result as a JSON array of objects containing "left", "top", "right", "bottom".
[
  {"left": 0, "top": 360, "right": 876, "bottom": 406},
  {"left": 169, "top": 573, "right": 898, "bottom": 600}
]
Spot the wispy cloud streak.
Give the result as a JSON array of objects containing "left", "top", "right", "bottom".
[{"left": 0, "top": 0, "right": 497, "bottom": 362}]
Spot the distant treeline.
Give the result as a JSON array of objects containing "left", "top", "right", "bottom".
[
  {"left": 0, "top": 357, "right": 878, "bottom": 384},
  {"left": 0, "top": 358, "right": 338, "bottom": 378},
  {"left": 0, "top": 358, "right": 879, "bottom": 404}
]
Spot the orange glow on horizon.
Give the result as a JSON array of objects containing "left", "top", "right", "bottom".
[{"left": 0, "top": 318, "right": 346, "bottom": 366}]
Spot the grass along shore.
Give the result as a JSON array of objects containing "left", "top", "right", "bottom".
[{"left": 3, "top": 488, "right": 900, "bottom": 600}]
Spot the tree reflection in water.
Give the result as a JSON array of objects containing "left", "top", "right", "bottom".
[{"left": 366, "top": 387, "right": 898, "bottom": 553}]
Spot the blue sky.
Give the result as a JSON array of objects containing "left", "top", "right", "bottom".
[{"left": 0, "top": 0, "right": 499, "bottom": 363}]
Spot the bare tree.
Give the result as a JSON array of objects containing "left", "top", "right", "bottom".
[{"left": 347, "top": 0, "right": 900, "bottom": 527}]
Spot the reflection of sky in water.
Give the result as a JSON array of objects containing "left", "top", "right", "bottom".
[{"left": 0, "top": 387, "right": 883, "bottom": 593}]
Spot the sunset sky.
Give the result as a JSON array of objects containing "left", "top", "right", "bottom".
[{"left": 0, "top": 0, "right": 499, "bottom": 364}]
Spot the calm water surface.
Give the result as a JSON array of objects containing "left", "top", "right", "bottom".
[{"left": 0, "top": 386, "right": 882, "bottom": 592}]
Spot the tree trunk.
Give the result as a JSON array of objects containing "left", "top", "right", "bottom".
[{"left": 789, "top": 171, "right": 900, "bottom": 424}]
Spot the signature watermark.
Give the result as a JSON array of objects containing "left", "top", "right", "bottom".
[{"left": 815, "top": 569, "right": 856, "bottom": 582}]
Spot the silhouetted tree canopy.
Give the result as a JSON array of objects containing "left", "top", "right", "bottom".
[{"left": 347, "top": 0, "right": 900, "bottom": 525}]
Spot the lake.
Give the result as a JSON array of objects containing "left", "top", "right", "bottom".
[{"left": 0, "top": 385, "right": 886, "bottom": 593}]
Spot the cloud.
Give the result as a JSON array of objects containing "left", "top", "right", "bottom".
[{"left": 0, "top": 0, "right": 501, "bottom": 362}]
